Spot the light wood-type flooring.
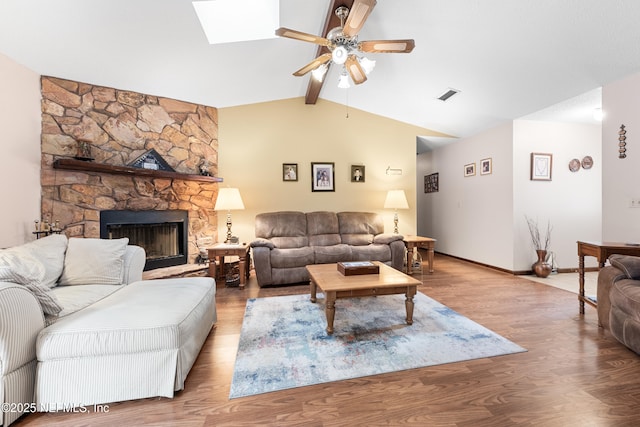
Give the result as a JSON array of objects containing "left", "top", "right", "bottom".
[{"left": 14, "top": 253, "right": 640, "bottom": 426}]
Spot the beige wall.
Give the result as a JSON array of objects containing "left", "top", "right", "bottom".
[
  {"left": 218, "top": 98, "right": 443, "bottom": 244},
  {"left": 0, "top": 53, "right": 41, "bottom": 247}
]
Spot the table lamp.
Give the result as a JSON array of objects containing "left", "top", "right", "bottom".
[
  {"left": 384, "top": 189, "right": 409, "bottom": 234},
  {"left": 214, "top": 187, "right": 245, "bottom": 243}
]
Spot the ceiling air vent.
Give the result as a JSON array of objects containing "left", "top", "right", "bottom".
[{"left": 437, "top": 88, "right": 460, "bottom": 102}]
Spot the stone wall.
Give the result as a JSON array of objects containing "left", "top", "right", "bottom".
[{"left": 40, "top": 76, "right": 220, "bottom": 263}]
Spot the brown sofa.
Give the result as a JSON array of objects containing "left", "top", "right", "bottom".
[
  {"left": 597, "top": 254, "right": 640, "bottom": 354},
  {"left": 250, "top": 211, "right": 405, "bottom": 287}
]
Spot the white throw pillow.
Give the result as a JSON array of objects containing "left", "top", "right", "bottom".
[
  {"left": 18, "top": 234, "right": 68, "bottom": 288},
  {"left": 59, "top": 238, "right": 129, "bottom": 286},
  {"left": 0, "top": 251, "right": 63, "bottom": 316}
]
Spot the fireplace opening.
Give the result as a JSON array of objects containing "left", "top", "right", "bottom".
[{"left": 100, "top": 210, "right": 188, "bottom": 271}]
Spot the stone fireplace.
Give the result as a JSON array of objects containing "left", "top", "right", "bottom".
[
  {"left": 40, "top": 77, "right": 221, "bottom": 264},
  {"left": 100, "top": 210, "right": 189, "bottom": 270}
]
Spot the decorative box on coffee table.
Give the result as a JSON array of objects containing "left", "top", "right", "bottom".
[{"left": 337, "top": 261, "right": 380, "bottom": 276}]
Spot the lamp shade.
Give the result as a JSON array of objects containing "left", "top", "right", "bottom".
[
  {"left": 214, "top": 188, "right": 245, "bottom": 211},
  {"left": 384, "top": 190, "right": 409, "bottom": 209}
]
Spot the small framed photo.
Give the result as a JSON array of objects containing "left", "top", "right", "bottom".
[
  {"left": 351, "top": 165, "right": 365, "bottom": 182},
  {"left": 283, "top": 163, "right": 298, "bottom": 181},
  {"left": 311, "top": 162, "right": 335, "bottom": 192},
  {"left": 480, "top": 158, "right": 492, "bottom": 175},
  {"left": 464, "top": 163, "right": 476, "bottom": 177},
  {"left": 530, "top": 153, "right": 553, "bottom": 181}
]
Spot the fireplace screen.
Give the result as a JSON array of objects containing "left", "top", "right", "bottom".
[
  {"left": 107, "top": 223, "right": 179, "bottom": 261},
  {"left": 100, "top": 210, "right": 188, "bottom": 270}
]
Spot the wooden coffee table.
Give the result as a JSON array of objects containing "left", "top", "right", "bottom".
[{"left": 306, "top": 261, "right": 422, "bottom": 334}]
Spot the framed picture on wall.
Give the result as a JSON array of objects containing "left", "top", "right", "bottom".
[
  {"left": 283, "top": 163, "right": 298, "bottom": 181},
  {"left": 424, "top": 173, "right": 439, "bottom": 193},
  {"left": 311, "top": 162, "right": 335, "bottom": 191},
  {"left": 530, "top": 153, "right": 553, "bottom": 181},
  {"left": 351, "top": 165, "right": 365, "bottom": 182},
  {"left": 464, "top": 163, "right": 476, "bottom": 177},
  {"left": 480, "top": 158, "right": 492, "bottom": 175}
]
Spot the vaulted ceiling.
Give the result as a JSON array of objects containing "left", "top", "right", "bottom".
[{"left": 2, "top": 1, "right": 640, "bottom": 153}]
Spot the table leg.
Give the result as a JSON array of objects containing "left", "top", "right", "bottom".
[
  {"left": 405, "top": 287, "right": 416, "bottom": 325},
  {"left": 217, "top": 255, "right": 224, "bottom": 282},
  {"left": 325, "top": 291, "right": 336, "bottom": 335},
  {"left": 238, "top": 253, "right": 246, "bottom": 290},
  {"left": 578, "top": 254, "right": 585, "bottom": 314},
  {"left": 427, "top": 244, "right": 435, "bottom": 273},
  {"left": 207, "top": 257, "right": 216, "bottom": 278},
  {"left": 406, "top": 246, "right": 414, "bottom": 274},
  {"left": 310, "top": 280, "right": 317, "bottom": 303}
]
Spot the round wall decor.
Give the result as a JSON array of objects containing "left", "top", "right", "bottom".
[
  {"left": 569, "top": 158, "right": 581, "bottom": 172},
  {"left": 581, "top": 156, "right": 594, "bottom": 169}
]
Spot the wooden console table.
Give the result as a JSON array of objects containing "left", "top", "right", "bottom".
[
  {"left": 577, "top": 241, "right": 640, "bottom": 314},
  {"left": 403, "top": 236, "right": 437, "bottom": 274}
]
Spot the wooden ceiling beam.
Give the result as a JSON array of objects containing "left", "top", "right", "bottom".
[{"left": 305, "top": 0, "right": 355, "bottom": 104}]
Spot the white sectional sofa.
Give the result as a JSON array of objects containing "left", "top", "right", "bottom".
[{"left": 0, "top": 234, "right": 216, "bottom": 426}]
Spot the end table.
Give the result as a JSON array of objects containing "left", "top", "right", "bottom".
[
  {"left": 403, "top": 236, "right": 437, "bottom": 274},
  {"left": 207, "top": 243, "right": 250, "bottom": 289}
]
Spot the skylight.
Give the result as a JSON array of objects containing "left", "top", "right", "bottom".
[{"left": 193, "top": 0, "right": 279, "bottom": 45}]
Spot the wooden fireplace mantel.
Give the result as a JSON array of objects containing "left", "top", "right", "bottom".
[{"left": 53, "top": 158, "right": 223, "bottom": 183}]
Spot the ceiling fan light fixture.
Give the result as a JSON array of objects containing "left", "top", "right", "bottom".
[
  {"left": 359, "top": 56, "right": 376, "bottom": 75},
  {"left": 332, "top": 45, "right": 348, "bottom": 64},
  {"left": 311, "top": 63, "right": 328, "bottom": 82},
  {"left": 338, "top": 70, "right": 351, "bottom": 89}
]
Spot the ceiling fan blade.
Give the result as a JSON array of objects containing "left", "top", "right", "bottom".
[
  {"left": 359, "top": 39, "right": 415, "bottom": 53},
  {"left": 345, "top": 55, "right": 367, "bottom": 84},
  {"left": 275, "top": 27, "right": 331, "bottom": 47},
  {"left": 343, "top": 0, "right": 377, "bottom": 37},
  {"left": 293, "top": 53, "right": 333, "bottom": 77}
]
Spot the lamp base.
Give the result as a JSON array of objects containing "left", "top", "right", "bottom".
[
  {"left": 225, "top": 212, "right": 233, "bottom": 243},
  {"left": 393, "top": 211, "right": 399, "bottom": 234}
]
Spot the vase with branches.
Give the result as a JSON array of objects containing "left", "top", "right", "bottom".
[{"left": 525, "top": 216, "right": 553, "bottom": 277}]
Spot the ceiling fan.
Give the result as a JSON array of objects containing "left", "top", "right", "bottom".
[{"left": 275, "top": 0, "right": 415, "bottom": 86}]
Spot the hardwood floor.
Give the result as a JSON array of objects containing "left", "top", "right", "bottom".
[{"left": 15, "top": 254, "right": 640, "bottom": 426}]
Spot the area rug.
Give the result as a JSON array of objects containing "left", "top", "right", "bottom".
[{"left": 229, "top": 292, "right": 526, "bottom": 399}]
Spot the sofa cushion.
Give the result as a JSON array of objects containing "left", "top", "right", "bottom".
[
  {"left": 0, "top": 251, "right": 63, "bottom": 316},
  {"left": 307, "top": 211, "right": 341, "bottom": 246},
  {"left": 59, "top": 238, "right": 129, "bottom": 286},
  {"left": 610, "top": 279, "right": 640, "bottom": 321},
  {"left": 309, "top": 234, "right": 341, "bottom": 246},
  {"left": 11, "top": 234, "right": 68, "bottom": 289},
  {"left": 270, "top": 236, "right": 309, "bottom": 249},
  {"left": 307, "top": 211, "right": 340, "bottom": 235},
  {"left": 350, "top": 244, "right": 392, "bottom": 262},
  {"left": 270, "top": 247, "right": 315, "bottom": 269},
  {"left": 255, "top": 211, "right": 307, "bottom": 240},
  {"left": 50, "top": 284, "right": 123, "bottom": 321},
  {"left": 313, "top": 244, "right": 352, "bottom": 264},
  {"left": 337, "top": 212, "right": 384, "bottom": 235},
  {"left": 341, "top": 234, "right": 374, "bottom": 246},
  {"left": 609, "top": 254, "right": 640, "bottom": 280}
]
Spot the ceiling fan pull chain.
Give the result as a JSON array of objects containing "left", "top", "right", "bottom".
[{"left": 345, "top": 90, "right": 350, "bottom": 119}]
